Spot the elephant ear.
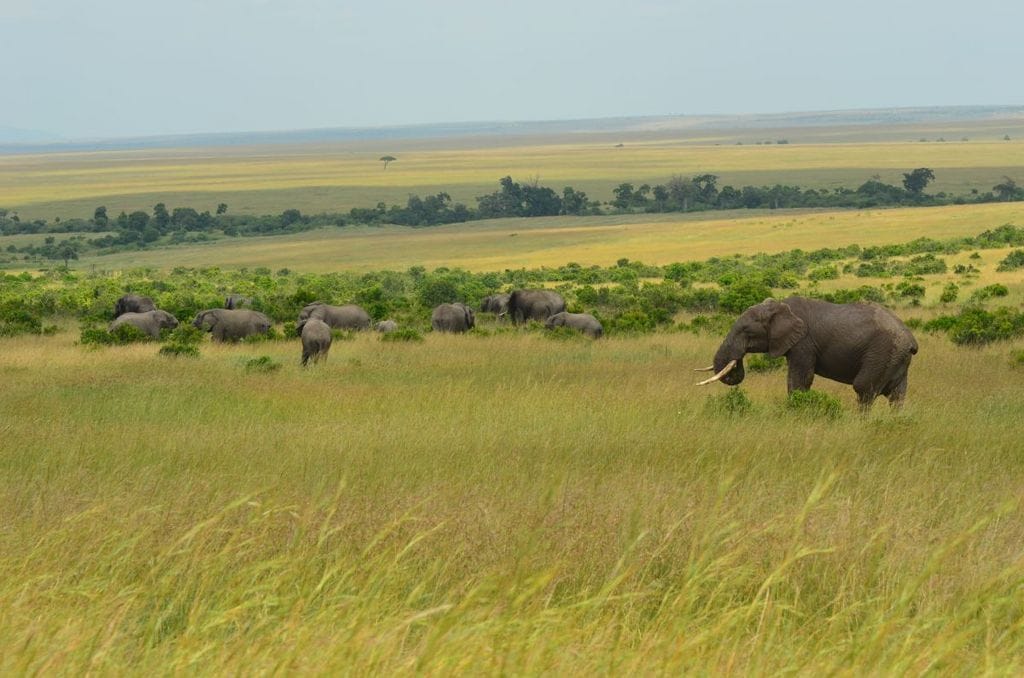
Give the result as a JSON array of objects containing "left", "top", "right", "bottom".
[{"left": 767, "top": 302, "right": 807, "bottom": 357}]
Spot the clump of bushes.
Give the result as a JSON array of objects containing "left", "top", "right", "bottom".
[
  {"left": 159, "top": 326, "right": 202, "bottom": 358},
  {"left": 705, "top": 387, "right": 753, "bottom": 416},
  {"left": 79, "top": 322, "right": 151, "bottom": 346},
  {"left": 996, "top": 249, "right": 1024, "bottom": 271},
  {"left": 786, "top": 390, "right": 843, "bottom": 420},
  {"left": 807, "top": 265, "right": 839, "bottom": 281},
  {"left": 747, "top": 354, "right": 786, "bottom": 373},
  {"left": 0, "top": 307, "right": 44, "bottom": 337},
  {"left": 381, "top": 328, "right": 424, "bottom": 342},
  {"left": 969, "top": 284, "right": 1009, "bottom": 302},
  {"left": 925, "top": 306, "right": 1024, "bottom": 345},
  {"left": 243, "top": 356, "right": 281, "bottom": 373},
  {"left": 939, "top": 282, "right": 959, "bottom": 303}
]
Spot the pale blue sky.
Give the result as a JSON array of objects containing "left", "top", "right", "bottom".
[{"left": 3, "top": 0, "right": 1022, "bottom": 139}]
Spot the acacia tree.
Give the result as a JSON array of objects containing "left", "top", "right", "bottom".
[
  {"left": 380, "top": 155, "right": 397, "bottom": 170},
  {"left": 902, "top": 168, "right": 935, "bottom": 195}
]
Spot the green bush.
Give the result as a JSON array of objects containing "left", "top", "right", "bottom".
[
  {"left": 0, "top": 307, "right": 44, "bottom": 337},
  {"left": 704, "top": 387, "right": 753, "bottom": 416},
  {"left": 606, "top": 310, "right": 656, "bottom": 334},
  {"left": 381, "top": 328, "right": 424, "bottom": 342},
  {"left": 747, "top": 354, "right": 786, "bottom": 373},
  {"left": 159, "top": 326, "right": 203, "bottom": 358},
  {"left": 243, "top": 356, "right": 281, "bottom": 373},
  {"left": 786, "top": 390, "right": 843, "bottom": 419},
  {"left": 807, "top": 265, "right": 839, "bottom": 281},
  {"left": 1011, "top": 349, "right": 1024, "bottom": 366},
  {"left": 939, "top": 282, "right": 959, "bottom": 303},
  {"left": 158, "top": 343, "right": 199, "bottom": 358},
  {"left": 79, "top": 322, "right": 151, "bottom": 346},
  {"left": 969, "top": 284, "right": 1009, "bottom": 302},
  {"left": 719, "top": 276, "right": 772, "bottom": 314},
  {"left": 996, "top": 249, "right": 1024, "bottom": 271}
]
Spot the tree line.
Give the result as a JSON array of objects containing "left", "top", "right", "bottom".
[{"left": 2, "top": 171, "right": 1024, "bottom": 264}]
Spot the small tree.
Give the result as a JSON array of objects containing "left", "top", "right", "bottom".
[
  {"left": 902, "top": 168, "right": 935, "bottom": 195},
  {"left": 93, "top": 206, "right": 108, "bottom": 226},
  {"left": 380, "top": 155, "right": 397, "bottom": 170},
  {"left": 216, "top": 203, "right": 228, "bottom": 215},
  {"left": 993, "top": 177, "right": 1022, "bottom": 201}
]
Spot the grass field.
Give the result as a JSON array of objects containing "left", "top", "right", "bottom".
[
  {"left": 2, "top": 327, "right": 1024, "bottom": 673},
  {"left": 70, "top": 202, "right": 1024, "bottom": 273},
  {"left": 3, "top": 136, "right": 1024, "bottom": 220}
]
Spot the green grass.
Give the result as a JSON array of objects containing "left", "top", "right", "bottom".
[{"left": 1, "top": 329, "right": 1024, "bottom": 673}]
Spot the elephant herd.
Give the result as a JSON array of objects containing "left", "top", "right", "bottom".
[
  {"left": 108, "top": 289, "right": 605, "bottom": 367},
  {"left": 108, "top": 291, "right": 918, "bottom": 410}
]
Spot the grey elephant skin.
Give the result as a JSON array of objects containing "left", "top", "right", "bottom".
[
  {"left": 507, "top": 290, "right": 566, "bottom": 324},
  {"left": 706, "top": 296, "right": 918, "bottom": 409},
  {"left": 224, "top": 294, "right": 253, "bottom": 310},
  {"left": 113, "top": 294, "right": 155, "bottom": 319},
  {"left": 374, "top": 319, "right": 399, "bottom": 333},
  {"left": 298, "top": 302, "right": 371, "bottom": 330},
  {"left": 431, "top": 303, "right": 475, "bottom": 333},
  {"left": 297, "top": 317, "right": 332, "bottom": 366},
  {"left": 109, "top": 310, "right": 179, "bottom": 338},
  {"left": 545, "top": 311, "right": 603, "bottom": 338},
  {"left": 193, "top": 309, "right": 273, "bottom": 342},
  {"left": 480, "top": 294, "right": 510, "bottom": 316}
]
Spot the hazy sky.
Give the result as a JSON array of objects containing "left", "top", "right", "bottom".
[{"left": 3, "top": 0, "right": 1022, "bottom": 139}]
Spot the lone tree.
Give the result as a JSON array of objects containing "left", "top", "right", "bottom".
[
  {"left": 216, "top": 203, "right": 228, "bottom": 215},
  {"left": 902, "top": 168, "right": 935, "bottom": 195},
  {"left": 379, "top": 155, "right": 397, "bottom": 170}
]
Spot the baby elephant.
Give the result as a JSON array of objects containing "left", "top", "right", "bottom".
[
  {"left": 374, "top": 319, "right": 398, "bottom": 333},
  {"left": 545, "top": 311, "right": 603, "bottom": 338},
  {"left": 297, "top": 317, "right": 332, "bottom": 366},
  {"left": 109, "top": 310, "right": 179, "bottom": 339}
]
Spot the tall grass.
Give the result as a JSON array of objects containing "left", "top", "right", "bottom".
[{"left": 2, "top": 330, "right": 1023, "bottom": 673}]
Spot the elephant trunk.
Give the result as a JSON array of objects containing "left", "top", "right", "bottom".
[{"left": 709, "top": 328, "right": 747, "bottom": 386}]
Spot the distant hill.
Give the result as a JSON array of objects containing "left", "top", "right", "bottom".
[{"left": 3, "top": 105, "right": 1024, "bottom": 154}]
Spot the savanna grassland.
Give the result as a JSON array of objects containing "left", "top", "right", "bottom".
[
  {"left": 4, "top": 120, "right": 1024, "bottom": 674},
  {"left": 2, "top": 327, "right": 1024, "bottom": 674},
  {"left": 3, "top": 132, "right": 1023, "bottom": 221}
]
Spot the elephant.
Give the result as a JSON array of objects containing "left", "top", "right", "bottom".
[
  {"left": 431, "top": 303, "right": 475, "bottom": 333},
  {"left": 374, "top": 319, "right": 399, "bottom": 333},
  {"left": 507, "top": 289, "right": 566, "bottom": 324},
  {"left": 544, "top": 311, "right": 603, "bottom": 338},
  {"left": 109, "top": 310, "right": 179, "bottom": 339},
  {"left": 193, "top": 309, "right": 273, "bottom": 342},
  {"left": 698, "top": 296, "right": 918, "bottom": 410},
  {"left": 480, "top": 294, "right": 511, "bottom": 316},
  {"left": 224, "top": 294, "right": 253, "bottom": 310},
  {"left": 298, "top": 302, "right": 371, "bottom": 330},
  {"left": 113, "top": 294, "right": 155, "bottom": 319},
  {"left": 297, "top": 317, "right": 332, "bottom": 366}
]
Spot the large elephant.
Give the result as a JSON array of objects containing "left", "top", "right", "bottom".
[
  {"left": 298, "top": 302, "right": 371, "bottom": 330},
  {"left": 113, "top": 294, "right": 155, "bottom": 319},
  {"left": 224, "top": 294, "right": 253, "bottom": 310},
  {"left": 545, "top": 311, "right": 603, "bottom": 338},
  {"left": 432, "top": 303, "right": 475, "bottom": 333},
  {"left": 507, "top": 290, "right": 566, "bottom": 324},
  {"left": 480, "top": 294, "right": 511, "bottom": 316},
  {"left": 297, "top": 317, "right": 332, "bottom": 366},
  {"left": 698, "top": 296, "right": 918, "bottom": 409},
  {"left": 193, "top": 309, "right": 272, "bottom": 342},
  {"left": 374, "top": 319, "right": 398, "bottom": 333},
  {"left": 109, "top": 310, "right": 179, "bottom": 338}
]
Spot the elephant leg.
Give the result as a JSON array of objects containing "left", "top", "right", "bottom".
[
  {"left": 786, "top": 355, "right": 814, "bottom": 394},
  {"left": 887, "top": 376, "right": 908, "bottom": 410},
  {"left": 853, "top": 373, "right": 880, "bottom": 413}
]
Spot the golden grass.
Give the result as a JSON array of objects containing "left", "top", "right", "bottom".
[
  {"left": 75, "top": 202, "right": 1024, "bottom": 273},
  {"left": 2, "top": 328, "right": 1023, "bottom": 673},
  {"left": 4, "top": 138, "right": 1023, "bottom": 219}
]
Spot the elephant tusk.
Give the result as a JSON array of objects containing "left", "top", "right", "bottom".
[
  {"left": 696, "top": 360, "right": 737, "bottom": 386},
  {"left": 694, "top": 365, "right": 715, "bottom": 372}
]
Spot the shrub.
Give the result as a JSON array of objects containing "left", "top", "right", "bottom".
[
  {"left": 1011, "top": 349, "right": 1024, "bottom": 367},
  {"left": 682, "top": 314, "right": 735, "bottom": 335},
  {"left": 948, "top": 307, "right": 1024, "bottom": 346},
  {"left": 939, "top": 283, "right": 959, "bottom": 303},
  {"left": 719, "top": 276, "right": 772, "bottom": 314},
  {"left": 0, "top": 307, "right": 43, "bottom": 337},
  {"left": 807, "top": 265, "right": 839, "bottom": 281},
  {"left": 243, "top": 356, "right": 281, "bottom": 373},
  {"left": 747, "top": 354, "right": 786, "bottom": 373},
  {"left": 159, "top": 343, "right": 199, "bottom": 358},
  {"left": 80, "top": 322, "right": 151, "bottom": 345},
  {"left": 997, "top": 249, "right": 1024, "bottom": 271},
  {"left": 381, "top": 328, "right": 424, "bottom": 342},
  {"left": 786, "top": 390, "right": 843, "bottom": 420},
  {"left": 159, "top": 326, "right": 202, "bottom": 358},
  {"left": 606, "top": 310, "right": 656, "bottom": 333},
  {"left": 969, "top": 284, "right": 1009, "bottom": 302},
  {"left": 704, "top": 387, "right": 753, "bottom": 416}
]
